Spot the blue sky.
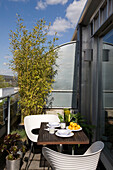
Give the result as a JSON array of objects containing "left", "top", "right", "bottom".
[{"left": 0, "top": 0, "right": 87, "bottom": 76}]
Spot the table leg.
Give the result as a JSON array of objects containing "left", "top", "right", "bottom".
[
  {"left": 72, "top": 144, "right": 78, "bottom": 155},
  {"left": 59, "top": 144, "right": 63, "bottom": 152},
  {"left": 57, "top": 144, "right": 63, "bottom": 152},
  {"left": 72, "top": 147, "right": 74, "bottom": 155}
]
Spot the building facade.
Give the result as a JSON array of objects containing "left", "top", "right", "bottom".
[{"left": 72, "top": 0, "right": 113, "bottom": 169}]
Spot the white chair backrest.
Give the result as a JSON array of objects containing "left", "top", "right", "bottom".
[
  {"left": 84, "top": 141, "right": 104, "bottom": 155},
  {"left": 42, "top": 141, "right": 104, "bottom": 170},
  {"left": 24, "top": 114, "right": 60, "bottom": 142}
]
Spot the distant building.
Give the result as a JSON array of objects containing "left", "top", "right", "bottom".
[
  {"left": 0, "top": 75, "right": 18, "bottom": 87},
  {"left": 0, "top": 87, "right": 14, "bottom": 99}
]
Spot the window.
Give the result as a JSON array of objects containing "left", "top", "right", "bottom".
[{"left": 102, "top": 29, "right": 113, "bottom": 159}]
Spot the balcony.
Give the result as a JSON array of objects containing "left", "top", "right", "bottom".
[
  {"left": 0, "top": 92, "right": 106, "bottom": 170},
  {"left": 0, "top": 41, "right": 110, "bottom": 170}
]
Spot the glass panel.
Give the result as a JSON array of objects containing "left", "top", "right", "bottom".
[
  {"left": 46, "top": 92, "right": 75, "bottom": 108},
  {"left": 46, "top": 42, "right": 77, "bottom": 108},
  {"left": 102, "top": 29, "right": 113, "bottom": 158},
  {"left": 0, "top": 99, "right": 6, "bottom": 126},
  {"left": 54, "top": 43, "right": 76, "bottom": 90}
]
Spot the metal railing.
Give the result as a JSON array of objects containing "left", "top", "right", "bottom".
[
  {"left": 0, "top": 89, "right": 77, "bottom": 136},
  {"left": 0, "top": 92, "right": 19, "bottom": 135}
]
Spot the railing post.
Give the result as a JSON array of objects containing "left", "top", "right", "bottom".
[
  {"left": 7, "top": 96, "right": 10, "bottom": 134},
  {"left": 3, "top": 101, "right": 5, "bottom": 124}
]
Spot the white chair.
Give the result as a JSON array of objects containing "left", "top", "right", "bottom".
[
  {"left": 24, "top": 114, "right": 60, "bottom": 170},
  {"left": 42, "top": 141, "right": 104, "bottom": 170}
]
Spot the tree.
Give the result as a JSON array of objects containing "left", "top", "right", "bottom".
[
  {"left": 9, "top": 15, "right": 58, "bottom": 121},
  {"left": 0, "top": 75, "right": 10, "bottom": 88}
]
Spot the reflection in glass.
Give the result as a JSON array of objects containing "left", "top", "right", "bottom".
[{"left": 102, "top": 29, "right": 113, "bottom": 158}]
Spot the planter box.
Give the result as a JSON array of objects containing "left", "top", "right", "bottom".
[{"left": 6, "top": 156, "right": 21, "bottom": 170}]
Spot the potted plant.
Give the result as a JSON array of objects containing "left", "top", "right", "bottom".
[
  {"left": 9, "top": 15, "right": 58, "bottom": 123},
  {"left": 58, "top": 111, "right": 95, "bottom": 142},
  {"left": 57, "top": 113, "right": 64, "bottom": 123},
  {"left": 0, "top": 133, "right": 26, "bottom": 170},
  {"left": 57, "top": 109, "right": 71, "bottom": 125},
  {"left": 70, "top": 112, "right": 95, "bottom": 139}
]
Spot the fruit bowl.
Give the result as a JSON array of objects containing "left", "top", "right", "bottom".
[
  {"left": 66, "top": 126, "right": 82, "bottom": 131},
  {"left": 66, "top": 122, "right": 82, "bottom": 131}
]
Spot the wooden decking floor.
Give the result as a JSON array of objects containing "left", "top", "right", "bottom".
[
  {"left": 21, "top": 151, "right": 51, "bottom": 170},
  {"left": 20, "top": 145, "right": 106, "bottom": 170}
]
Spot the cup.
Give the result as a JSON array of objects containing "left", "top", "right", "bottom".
[
  {"left": 60, "top": 122, "right": 66, "bottom": 129},
  {"left": 49, "top": 127, "right": 55, "bottom": 134}
]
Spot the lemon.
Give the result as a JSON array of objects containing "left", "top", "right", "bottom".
[
  {"left": 70, "top": 122, "right": 73, "bottom": 126},
  {"left": 73, "top": 123, "right": 77, "bottom": 127},
  {"left": 77, "top": 125, "right": 81, "bottom": 129},
  {"left": 68, "top": 125, "right": 72, "bottom": 130}
]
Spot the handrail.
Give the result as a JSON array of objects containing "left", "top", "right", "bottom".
[
  {"left": 0, "top": 91, "right": 18, "bottom": 100},
  {"left": 0, "top": 91, "right": 19, "bottom": 135},
  {"left": 103, "top": 90, "right": 113, "bottom": 93},
  {"left": 52, "top": 90, "right": 76, "bottom": 93}
]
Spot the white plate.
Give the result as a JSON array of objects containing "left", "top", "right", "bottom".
[
  {"left": 66, "top": 126, "right": 82, "bottom": 132},
  {"left": 55, "top": 131, "right": 74, "bottom": 138},
  {"left": 47, "top": 123, "right": 60, "bottom": 128}
]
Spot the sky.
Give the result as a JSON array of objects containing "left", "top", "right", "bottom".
[{"left": 0, "top": 0, "right": 87, "bottom": 76}]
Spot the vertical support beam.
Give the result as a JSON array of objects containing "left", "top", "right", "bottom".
[
  {"left": 7, "top": 96, "right": 10, "bottom": 134},
  {"left": 107, "top": 0, "right": 109, "bottom": 18},
  {"left": 99, "top": 9, "right": 101, "bottom": 28},
  {"left": 93, "top": 19, "right": 95, "bottom": 34},
  {"left": 3, "top": 102, "right": 5, "bottom": 124},
  {"left": 77, "top": 24, "right": 82, "bottom": 113}
]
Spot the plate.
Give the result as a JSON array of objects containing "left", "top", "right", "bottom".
[
  {"left": 55, "top": 131, "right": 74, "bottom": 138},
  {"left": 66, "top": 126, "right": 82, "bottom": 132},
  {"left": 47, "top": 123, "right": 60, "bottom": 128}
]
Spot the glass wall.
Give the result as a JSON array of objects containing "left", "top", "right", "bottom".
[
  {"left": 46, "top": 42, "right": 77, "bottom": 108},
  {"left": 102, "top": 29, "right": 113, "bottom": 158}
]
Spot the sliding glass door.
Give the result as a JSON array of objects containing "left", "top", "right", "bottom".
[{"left": 102, "top": 29, "right": 113, "bottom": 159}]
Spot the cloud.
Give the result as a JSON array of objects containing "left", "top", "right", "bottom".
[
  {"left": 46, "top": 0, "right": 68, "bottom": 5},
  {"left": 66, "top": 0, "right": 87, "bottom": 26},
  {"left": 35, "top": 1, "right": 47, "bottom": 10},
  {"left": 48, "top": 0, "right": 87, "bottom": 35},
  {"left": 0, "top": 62, "right": 13, "bottom": 75},
  {"left": 35, "top": 0, "right": 68, "bottom": 10},
  {"left": 3, "top": 62, "right": 8, "bottom": 66},
  {"left": 4, "top": 55, "right": 12, "bottom": 59},
  {"left": 48, "top": 17, "right": 73, "bottom": 36},
  {"left": 0, "top": 68, "right": 14, "bottom": 76},
  {"left": 9, "top": 0, "right": 26, "bottom": 2}
]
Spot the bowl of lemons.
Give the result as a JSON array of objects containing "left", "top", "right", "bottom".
[{"left": 66, "top": 122, "right": 82, "bottom": 131}]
